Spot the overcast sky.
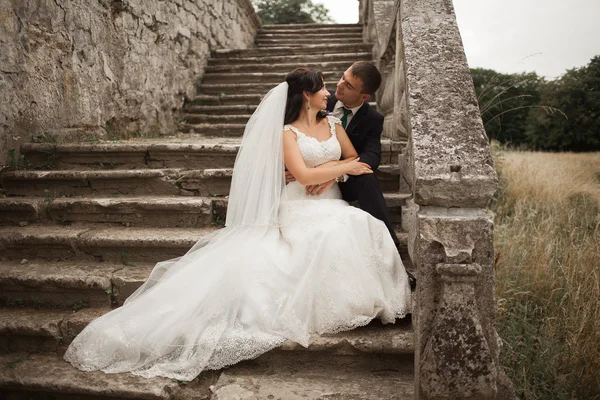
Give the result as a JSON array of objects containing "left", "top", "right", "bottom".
[{"left": 313, "top": 0, "right": 600, "bottom": 79}]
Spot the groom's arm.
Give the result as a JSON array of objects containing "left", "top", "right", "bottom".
[{"left": 356, "top": 113, "right": 383, "bottom": 171}]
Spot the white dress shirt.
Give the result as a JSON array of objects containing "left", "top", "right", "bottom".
[{"left": 331, "top": 101, "right": 364, "bottom": 128}]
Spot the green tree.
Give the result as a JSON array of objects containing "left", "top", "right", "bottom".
[
  {"left": 254, "top": 0, "right": 333, "bottom": 25},
  {"left": 525, "top": 56, "right": 600, "bottom": 151},
  {"left": 471, "top": 68, "right": 543, "bottom": 146}
]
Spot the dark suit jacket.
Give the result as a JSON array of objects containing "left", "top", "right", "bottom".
[{"left": 327, "top": 91, "right": 384, "bottom": 171}]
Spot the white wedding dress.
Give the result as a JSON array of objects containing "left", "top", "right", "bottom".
[{"left": 64, "top": 115, "right": 411, "bottom": 381}]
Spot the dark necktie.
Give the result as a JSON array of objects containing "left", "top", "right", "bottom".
[{"left": 340, "top": 108, "right": 352, "bottom": 130}]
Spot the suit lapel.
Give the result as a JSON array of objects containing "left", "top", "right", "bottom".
[{"left": 346, "top": 102, "right": 368, "bottom": 136}]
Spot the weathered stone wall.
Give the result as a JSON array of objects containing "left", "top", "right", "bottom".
[{"left": 0, "top": 0, "right": 260, "bottom": 165}]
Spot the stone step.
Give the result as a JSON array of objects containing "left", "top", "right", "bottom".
[
  {"left": 0, "top": 308, "right": 99, "bottom": 354},
  {"left": 20, "top": 138, "right": 241, "bottom": 170},
  {"left": 0, "top": 196, "right": 221, "bottom": 228},
  {"left": 49, "top": 196, "right": 219, "bottom": 228},
  {"left": 0, "top": 191, "right": 408, "bottom": 229},
  {"left": 256, "top": 38, "right": 363, "bottom": 46},
  {"left": 0, "top": 305, "right": 413, "bottom": 356},
  {"left": 201, "top": 70, "right": 344, "bottom": 85},
  {"left": 2, "top": 166, "right": 402, "bottom": 197},
  {"left": 0, "top": 260, "right": 117, "bottom": 309},
  {"left": 0, "top": 260, "right": 149, "bottom": 308},
  {"left": 257, "top": 42, "right": 363, "bottom": 48},
  {"left": 261, "top": 23, "right": 361, "bottom": 30},
  {"left": 190, "top": 93, "right": 263, "bottom": 105},
  {"left": 206, "top": 59, "right": 355, "bottom": 73},
  {"left": 187, "top": 92, "right": 378, "bottom": 109},
  {"left": 181, "top": 113, "right": 251, "bottom": 124},
  {"left": 179, "top": 122, "right": 246, "bottom": 135},
  {"left": 207, "top": 351, "right": 414, "bottom": 400},
  {"left": 182, "top": 104, "right": 257, "bottom": 114},
  {"left": 0, "top": 168, "right": 231, "bottom": 197},
  {"left": 1, "top": 169, "right": 185, "bottom": 197},
  {"left": 0, "top": 225, "right": 216, "bottom": 262},
  {"left": 207, "top": 51, "right": 371, "bottom": 66},
  {"left": 257, "top": 36, "right": 362, "bottom": 45},
  {"left": 0, "top": 352, "right": 200, "bottom": 399},
  {"left": 213, "top": 43, "right": 372, "bottom": 58},
  {"left": 2, "top": 163, "right": 403, "bottom": 199},
  {"left": 258, "top": 26, "right": 363, "bottom": 35},
  {"left": 0, "top": 347, "right": 412, "bottom": 399},
  {"left": 0, "top": 213, "right": 410, "bottom": 260},
  {"left": 198, "top": 81, "right": 338, "bottom": 95},
  {"left": 257, "top": 32, "right": 362, "bottom": 39}
]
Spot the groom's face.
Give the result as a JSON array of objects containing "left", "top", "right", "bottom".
[{"left": 335, "top": 67, "right": 370, "bottom": 107}]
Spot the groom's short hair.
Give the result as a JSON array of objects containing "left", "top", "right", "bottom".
[{"left": 350, "top": 62, "right": 382, "bottom": 95}]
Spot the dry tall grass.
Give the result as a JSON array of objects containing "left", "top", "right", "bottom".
[{"left": 491, "top": 148, "right": 600, "bottom": 399}]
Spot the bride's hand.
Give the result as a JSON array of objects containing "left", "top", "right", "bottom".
[{"left": 345, "top": 158, "right": 373, "bottom": 176}]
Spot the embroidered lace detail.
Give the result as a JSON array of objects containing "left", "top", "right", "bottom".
[
  {"left": 283, "top": 116, "right": 341, "bottom": 169},
  {"left": 328, "top": 115, "right": 342, "bottom": 126}
]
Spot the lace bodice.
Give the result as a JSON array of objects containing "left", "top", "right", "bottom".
[
  {"left": 282, "top": 116, "right": 344, "bottom": 202},
  {"left": 284, "top": 115, "right": 342, "bottom": 168}
]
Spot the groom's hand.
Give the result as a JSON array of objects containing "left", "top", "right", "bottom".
[
  {"left": 306, "top": 179, "right": 335, "bottom": 196},
  {"left": 285, "top": 169, "right": 296, "bottom": 184}
]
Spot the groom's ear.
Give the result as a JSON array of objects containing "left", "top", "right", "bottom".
[{"left": 360, "top": 93, "right": 372, "bottom": 102}]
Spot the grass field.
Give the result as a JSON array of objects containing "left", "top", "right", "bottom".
[{"left": 491, "top": 148, "right": 600, "bottom": 399}]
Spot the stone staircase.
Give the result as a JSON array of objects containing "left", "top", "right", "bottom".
[{"left": 0, "top": 24, "right": 415, "bottom": 399}]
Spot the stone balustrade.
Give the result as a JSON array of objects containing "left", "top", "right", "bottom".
[
  {"left": 0, "top": 0, "right": 260, "bottom": 165},
  {"left": 360, "top": 0, "right": 515, "bottom": 398}
]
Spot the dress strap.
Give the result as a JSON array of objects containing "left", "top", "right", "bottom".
[
  {"left": 327, "top": 115, "right": 341, "bottom": 137},
  {"left": 283, "top": 124, "right": 305, "bottom": 139}
]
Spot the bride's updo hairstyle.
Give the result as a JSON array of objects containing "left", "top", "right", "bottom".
[{"left": 284, "top": 68, "right": 327, "bottom": 125}]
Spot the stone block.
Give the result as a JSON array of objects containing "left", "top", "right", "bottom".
[
  {"left": 400, "top": 0, "right": 498, "bottom": 208},
  {"left": 420, "top": 263, "right": 498, "bottom": 399},
  {"left": 0, "top": 226, "right": 89, "bottom": 260},
  {"left": 0, "top": 261, "right": 114, "bottom": 308},
  {"left": 177, "top": 169, "right": 233, "bottom": 196},
  {"left": 0, "top": 198, "right": 46, "bottom": 225},
  {"left": 0, "top": 353, "right": 183, "bottom": 399},
  {"left": 61, "top": 308, "right": 109, "bottom": 343},
  {"left": 413, "top": 206, "right": 506, "bottom": 399},
  {"left": 111, "top": 264, "right": 155, "bottom": 305}
]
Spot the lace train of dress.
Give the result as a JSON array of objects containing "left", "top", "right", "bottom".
[{"left": 64, "top": 116, "right": 412, "bottom": 380}]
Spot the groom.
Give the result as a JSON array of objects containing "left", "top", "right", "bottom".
[{"left": 325, "top": 62, "right": 401, "bottom": 244}]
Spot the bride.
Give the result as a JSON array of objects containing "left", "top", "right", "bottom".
[{"left": 64, "top": 68, "right": 412, "bottom": 381}]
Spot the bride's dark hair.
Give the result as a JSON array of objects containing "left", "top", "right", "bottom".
[{"left": 284, "top": 68, "right": 327, "bottom": 125}]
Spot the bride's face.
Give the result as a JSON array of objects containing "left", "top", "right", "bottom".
[{"left": 307, "top": 84, "right": 330, "bottom": 111}]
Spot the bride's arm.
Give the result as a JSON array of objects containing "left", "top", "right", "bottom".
[
  {"left": 314, "top": 158, "right": 354, "bottom": 169},
  {"left": 283, "top": 130, "right": 371, "bottom": 186},
  {"left": 312, "top": 123, "right": 359, "bottom": 169}
]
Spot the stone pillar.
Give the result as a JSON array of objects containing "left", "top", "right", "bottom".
[
  {"left": 421, "top": 263, "right": 497, "bottom": 399},
  {"left": 396, "top": 0, "right": 515, "bottom": 398},
  {"left": 414, "top": 208, "right": 505, "bottom": 399}
]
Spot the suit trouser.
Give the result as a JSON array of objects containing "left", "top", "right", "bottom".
[{"left": 339, "top": 174, "right": 400, "bottom": 247}]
